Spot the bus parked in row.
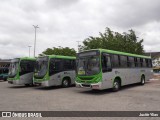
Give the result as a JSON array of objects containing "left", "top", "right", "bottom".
[
  {"left": 34, "top": 55, "right": 76, "bottom": 87},
  {"left": 8, "top": 57, "right": 36, "bottom": 86},
  {"left": 76, "top": 49, "right": 153, "bottom": 91},
  {"left": 0, "top": 67, "right": 9, "bottom": 81}
]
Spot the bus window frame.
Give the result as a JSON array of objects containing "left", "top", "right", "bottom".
[{"left": 101, "top": 53, "right": 112, "bottom": 72}]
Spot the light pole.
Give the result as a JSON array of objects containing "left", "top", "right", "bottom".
[
  {"left": 33, "top": 25, "right": 39, "bottom": 57},
  {"left": 150, "top": 50, "right": 152, "bottom": 58},
  {"left": 28, "top": 46, "right": 32, "bottom": 57},
  {"left": 76, "top": 41, "right": 81, "bottom": 53}
]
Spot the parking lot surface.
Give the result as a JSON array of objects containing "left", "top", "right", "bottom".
[{"left": 0, "top": 79, "right": 160, "bottom": 120}]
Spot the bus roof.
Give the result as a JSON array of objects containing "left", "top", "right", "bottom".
[
  {"left": 14, "top": 57, "right": 36, "bottom": 61},
  {"left": 40, "top": 55, "right": 76, "bottom": 60},
  {"left": 81, "top": 49, "right": 151, "bottom": 59}
]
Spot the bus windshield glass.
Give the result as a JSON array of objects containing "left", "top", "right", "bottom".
[
  {"left": 77, "top": 51, "right": 100, "bottom": 76},
  {"left": 8, "top": 59, "right": 19, "bottom": 77},
  {"left": 34, "top": 56, "right": 48, "bottom": 78}
]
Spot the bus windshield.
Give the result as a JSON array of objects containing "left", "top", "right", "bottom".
[
  {"left": 8, "top": 59, "right": 19, "bottom": 78},
  {"left": 34, "top": 57, "right": 48, "bottom": 78},
  {"left": 77, "top": 56, "right": 100, "bottom": 76}
]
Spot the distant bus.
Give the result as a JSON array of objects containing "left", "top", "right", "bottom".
[
  {"left": 153, "top": 67, "right": 160, "bottom": 74},
  {"left": 0, "top": 67, "right": 9, "bottom": 81},
  {"left": 8, "top": 57, "right": 36, "bottom": 86},
  {"left": 34, "top": 55, "right": 76, "bottom": 87},
  {"left": 76, "top": 49, "right": 153, "bottom": 91}
]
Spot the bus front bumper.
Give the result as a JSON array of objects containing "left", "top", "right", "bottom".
[
  {"left": 34, "top": 80, "right": 50, "bottom": 87},
  {"left": 75, "top": 81, "right": 102, "bottom": 90},
  {"left": 8, "top": 80, "right": 21, "bottom": 85},
  {"left": 42, "top": 81, "right": 50, "bottom": 86},
  {"left": 8, "top": 80, "right": 13, "bottom": 84}
]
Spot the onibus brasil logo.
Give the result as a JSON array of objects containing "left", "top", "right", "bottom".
[{"left": 2, "top": 112, "right": 42, "bottom": 117}]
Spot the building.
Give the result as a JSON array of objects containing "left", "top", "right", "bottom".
[
  {"left": 145, "top": 52, "right": 160, "bottom": 67},
  {"left": 0, "top": 59, "right": 11, "bottom": 67}
]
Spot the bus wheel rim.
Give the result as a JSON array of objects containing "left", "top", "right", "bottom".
[
  {"left": 63, "top": 80, "right": 68, "bottom": 86},
  {"left": 142, "top": 78, "right": 145, "bottom": 84},
  {"left": 114, "top": 82, "right": 119, "bottom": 89}
]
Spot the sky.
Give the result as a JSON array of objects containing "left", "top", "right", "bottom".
[{"left": 0, "top": 0, "right": 160, "bottom": 59}]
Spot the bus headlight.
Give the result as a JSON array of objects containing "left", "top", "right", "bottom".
[{"left": 92, "top": 85, "right": 99, "bottom": 89}]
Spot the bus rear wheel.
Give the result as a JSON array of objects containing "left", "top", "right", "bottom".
[
  {"left": 112, "top": 80, "right": 120, "bottom": 92},
  {"left": 62, "top": 79, "right": 70, "bottom": 88},
  {"left": 140, "top": 76, "right": 145, "bottom": 85}
]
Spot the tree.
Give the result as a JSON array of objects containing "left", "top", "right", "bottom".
[
  {"left": 40, "top": 46, "right": 76, "bottom": 56},
  {"left": 81, "top": 27, "right": 144, "bottom": 55}
]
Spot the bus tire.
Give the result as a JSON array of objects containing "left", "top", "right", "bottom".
[
  {"left": 25, "top": 84, "right": 30, "bottom": 87},
  {"left": 112, "top": 79, "right": 121, "bottom": 92},
  {"left": 62, "top": 78, "right": 70, "bottom": 88},
  {"left": 140, "top": 76, "right": 145, "bottom": 85}
]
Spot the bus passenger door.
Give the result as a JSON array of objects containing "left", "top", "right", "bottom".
[
  {"left": 49, "top": 59, "right": 63, "bottom": 85},
  {"left": 101, "top": 53, "right": 113, "bottom": 89}
]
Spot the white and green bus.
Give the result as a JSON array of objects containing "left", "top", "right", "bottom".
[
  {"left": 8, "top": 57, "right": 36, "bottom": 86},
  {"left": 34, "top": 55, "right": 76, "bottom": 87},
  {"left": 76, "top": 49, "right": 153, "bottom": 91}
]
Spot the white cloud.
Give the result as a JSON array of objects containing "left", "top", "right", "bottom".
[{"left": 0, "top": 0, "right": 160, "bottom": 59}]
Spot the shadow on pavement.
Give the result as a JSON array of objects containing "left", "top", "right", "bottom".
[
  {"left": 76, "top": 83, "right": 144, "bottom": 95},
  {"left": 0, "top": 80, "right": 7, "bottom": 82},
  {"left": 8, "top": 86, "right": 32, "bottom": 89},
  {"left": 34, "top": 84, "right": 75, "bottom": 91},
  {"left": 8, "top": 84, "right": 36, "bottom": 89}
]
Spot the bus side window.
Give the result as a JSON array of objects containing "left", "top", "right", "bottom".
[
  {"left": 63, "top": 59, "right": 75, "bottom": 70},
  {"left": 149, "top": 59, "right": 152, "bottom": 68},
  {"left": 143, "top": 59, "right": 146, "bottom": 67},
  {"left": 140, "top": 58, "right": 143, "bottom": 67},
  {"left": 102, "top": 53, "right": 112, "bottom": 72},
  {"left": 72, "top": 60, "right": 76, "bottom": 70},
  {"left": 49, "top": 59, "right": 54, "bottom": 75},
  {"left": 49, "top": 59, "right": 63, "bottom": 76},
  {"left": 112, "top": 55, "right": 120, "bottom": 68}
]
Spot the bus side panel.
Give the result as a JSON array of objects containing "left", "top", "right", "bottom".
[
  {"left": 102, "top": 68, "right": 130, "bottom": 89},
  {"left": 20, "top": 72, "right": 34, "bottom": 84},
  {"left": 124, "top": 68, "right": 141, "bottom": 84},
  {"left": 60, "top": 70, "right": 75, "bottom": 85},
  {"left": 49, "top": 70, "right": 75, "bottom": 86},
  {"left": 102, "top": 72, "right": 114, "bottom": 89},
  {"left": 49, "top": 73, "right": 61, "bottom": 86},
  {"left": 144, "top": 68, "right": 153, "bottom": 81},
  {"left": 69, "top": 71, "right": 76, "bottom": 85},
  {"left": 102, "top": 68, "right": 152, "bottom": 89},
  {"left": 111, "top": 68, "right": 143, "bottom": 85}
]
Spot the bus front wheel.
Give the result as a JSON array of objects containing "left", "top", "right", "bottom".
[
  {"left": 140, "top": 76, "right": 145, "bottom": 85},
  {"left": 62, "top": 79, "right": 70, "bottom": 88},
  {"left": 112, "top": 80, "right": 121, "bottom": 92}
]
